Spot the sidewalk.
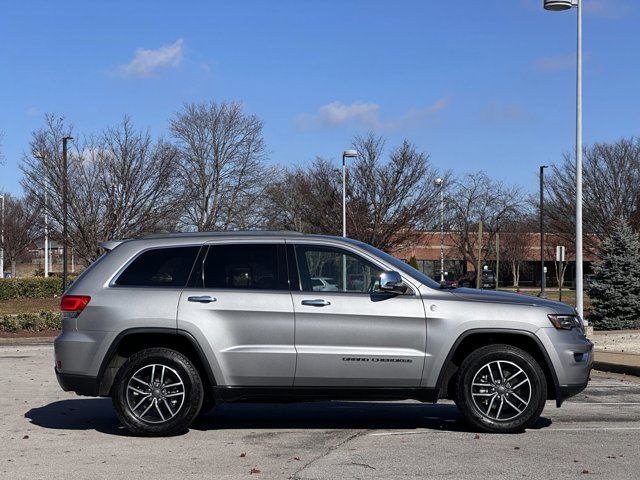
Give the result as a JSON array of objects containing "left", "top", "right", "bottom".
[{"left": 590, "top": 329, "right": 640, "bottom": 376}]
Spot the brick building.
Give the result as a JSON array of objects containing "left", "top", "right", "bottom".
[{"left": 391, "top": 231, "right": 598, "bottom": 288}]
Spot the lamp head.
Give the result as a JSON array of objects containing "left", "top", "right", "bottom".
[{"left": 544, "top": 0, "right": 574, "bottom": 11}]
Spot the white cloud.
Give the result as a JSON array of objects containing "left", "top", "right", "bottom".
[
  {"left": 118, "top": 39, "right": 185, "bottom": 77},
  {"left": 480, "top": 102, "right": 534, "bottom": 123},
  {"left": 532, "top": 53, "right": 575, "bottom": 73},
  {"left": 296, "top": 98, "right": 450, "bottom": 131}
]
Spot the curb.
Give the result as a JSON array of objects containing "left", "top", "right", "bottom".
[
  {"left": 594, "top": 351, "right": 640, "bottom": 377},
  {"left": 0, "top": 336, "right": 55, "bottom": 346}
]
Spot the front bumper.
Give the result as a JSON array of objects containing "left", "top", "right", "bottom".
[
  {"left": 556, "top": 380, "right": 590, "bottom": 407},
  {"left": 55, "top": 368, "right": 100, "bottom": 396}
]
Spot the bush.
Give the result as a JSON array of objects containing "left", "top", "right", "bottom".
[
  {"left": 0, "top": 277, "right": 70, "bottom": 300},
  {"left": 0, "top": 312, "right": 61, "bottom": 333}
]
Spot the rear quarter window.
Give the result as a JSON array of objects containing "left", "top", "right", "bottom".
[{"left": 115, "top": 246, "right": 200, "bottom": 287}]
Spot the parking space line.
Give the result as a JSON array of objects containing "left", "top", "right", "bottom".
[{"left": 370, "top": 425, "right": 640, "bottom": 436}]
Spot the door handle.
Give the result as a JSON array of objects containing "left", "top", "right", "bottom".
[
  {"left": 188, "top": 295, "right": 216, "bottom": 304},
  {"left": 301, "top": 299, "right": 331, "bottom": 307}
]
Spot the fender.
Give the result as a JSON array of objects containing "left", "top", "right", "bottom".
[
  {"left": 97, "top": 327, "right": 217, "bottom": 395},
  {"left": 432, "top": 328, "right": 561, "bottom": 404}
]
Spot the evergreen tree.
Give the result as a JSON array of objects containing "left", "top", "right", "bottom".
[
  {"left": 408, "top": 256, "right": 420, "bottom": 270},
  {"left": 588, "top": 219, "right": 640, "bottom": 330}
]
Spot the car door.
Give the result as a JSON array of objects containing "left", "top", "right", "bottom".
[
  {"left": 290, "top": 242, "right": 427, "bottom": 387},
  {"left": 177, "top": 241, "right": 296, "bottom": 386}
]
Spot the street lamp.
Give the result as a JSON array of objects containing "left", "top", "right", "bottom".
[
  {"left": 342, "top": 149, "right": 359, "bottom": 237},
  {"left": 544, "top": 0, "right": 584, "bottom": 318},
  {"left": 539, "top": 165, "right": 549, "bottom": 297},
  {"left": 435, "top": 178, "right": 445, "bottom": 283},
  {"left": 62, "top": 136, "right": 73, "bottom": 291},
  {"left": 34, "top": 152, "right": 49, "bottom": 278}
]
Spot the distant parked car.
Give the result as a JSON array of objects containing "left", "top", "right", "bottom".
[
  {"left": 458, "top": 270, "right": 496, "bottom": 289},
  {"left": 310, "top": 277, "right": 339, "bottom": 291}
]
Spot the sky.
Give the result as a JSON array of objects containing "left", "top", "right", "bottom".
[{"left": 1, "top": 0, "right": 639, "bottom": 195}]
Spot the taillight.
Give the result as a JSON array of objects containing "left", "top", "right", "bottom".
[{"left": 60, "top": 295, "right": 91, "bottom": 313}]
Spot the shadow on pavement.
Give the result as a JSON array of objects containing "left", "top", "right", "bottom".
[
  {"left": 25, "top": 398, "right": 127, "bottom": 436},
  {"left": 25, "top": 398, "right": 551, "bottom": 435}
]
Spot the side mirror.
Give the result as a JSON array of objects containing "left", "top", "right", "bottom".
[{"left": 378, "top": 271, "right": 407, "bottom": 294}]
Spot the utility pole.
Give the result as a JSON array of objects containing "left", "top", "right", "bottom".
[
  {"left": 62, "top": 136, "right": 73, "bottom": 291},
  {"left": 540, "top": 165, "right": 548, "bottom": 297},
  {"left": 476, "top": 220, "right": 483, "bottom": 289}
]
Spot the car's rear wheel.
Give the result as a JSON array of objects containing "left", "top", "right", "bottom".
[
  {"left": 112, "top": 348, "right": 203, "bottom": 436},
  {"left": 455, "top": 344, "right": 547, "bottom": 433}
]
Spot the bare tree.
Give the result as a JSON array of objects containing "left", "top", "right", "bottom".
[
  {"left": 263, "top": 133, "right": 445, "bottom": 252},
  {"left": 546, "top": 137, "right": 640, "bottom": 254},
  {"left": 448, "top": 172, "right": 525, "bottom": 271},
  {"left": 170, "top": 102, "right": 270, "bottom": 231},
  {"left": 501, "top": 218, "right": 536, "bottom": 290},
  {"left": 21, "top": 114, "right": 180, "bottom": 262},
  {"left": 263, "top": 158, "right": 342, "bottom": 235},
  {"left": 0, "top": 194, "right": 38, "bottom": 277}
]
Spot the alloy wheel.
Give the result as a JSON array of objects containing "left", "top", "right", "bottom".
[
  {"left": 470, "top": 360, "right": 532, "bottom": 422},
  {"left": 126, "top": 364, "right": 186, "bottom": 424}
]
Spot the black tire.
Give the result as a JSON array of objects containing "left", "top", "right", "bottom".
[
  {"left": 112, "top": 347, "right": 204, "bottom": 436},
  {"left": 455, "top": 344, "right": 547, "bottom": 433}
]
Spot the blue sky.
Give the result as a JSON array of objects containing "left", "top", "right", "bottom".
[{"left": 1, "top": 0, "right": 638, "bottom": 195}]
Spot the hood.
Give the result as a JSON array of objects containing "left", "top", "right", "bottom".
[{"left": 450, "top": 288, "right": 576, "bottom": 313}]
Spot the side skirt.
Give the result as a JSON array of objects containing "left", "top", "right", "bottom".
[{"left": 214, "top": 386, "right": 438, "bottom": 404}]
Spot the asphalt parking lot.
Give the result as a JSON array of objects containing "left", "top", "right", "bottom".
[{"left": 2, "top": 344, "right": 640, "bottom": 479}]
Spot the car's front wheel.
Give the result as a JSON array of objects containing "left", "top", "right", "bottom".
[
  {"left": 112, "top": 348, "right": 204, "bottom": 436},
  {"left": 455, "top": 344, "right": 547, "bottom": 433}
]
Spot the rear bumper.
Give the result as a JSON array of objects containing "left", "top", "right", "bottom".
[{"left": 55, "top": 368, "right": 99, "bottom": 396}]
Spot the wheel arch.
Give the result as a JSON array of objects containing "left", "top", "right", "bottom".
[
  {"left": 435, "top": 329, "right": 559, "bottom": 402},
  {"left": 97, "top": 327, "right": 216, "bottom": 396}
]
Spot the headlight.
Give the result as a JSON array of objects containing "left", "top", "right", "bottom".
[{"left": 548, "top": 314, "right": 583, "bottom": 331}]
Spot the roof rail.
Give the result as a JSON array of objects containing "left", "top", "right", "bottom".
[{"left": 141, "top": 230, "right": 305, "bottom": 239}]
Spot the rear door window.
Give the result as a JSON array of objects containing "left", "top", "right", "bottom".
[
  {"left": 115, "top": 246, "right": 200, "bottom": 287},
  {"left": 203, "top": 244, "right": 288, "bottom": 290}
]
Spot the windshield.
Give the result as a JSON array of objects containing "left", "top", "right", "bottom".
[{"left": 357, "top": 242, "right": 442, "bottom": 289}]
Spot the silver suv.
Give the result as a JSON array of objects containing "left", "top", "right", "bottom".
[{"left": 54, "top": 232, "right": 592, "bottom": 436}]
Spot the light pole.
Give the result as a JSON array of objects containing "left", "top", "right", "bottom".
[
  {"left": 341, "top": 149, "right": 358, "bottom": 293},
  {"left": 35, "top": 152, "right": 49, "bottom": 277},
  {"left": 435, "top": 178, "right": 445, "bottom": 283},
  {"left": 62, "top": 136, "right": 73, "bottom": 291},
  {"left": 342, "top": 150, "right": 359, "bottom": 238},
  {"left": 0, "top": 193, "right": 4, "bottom": 278},
  {"left": 544, "top": 0, "right": 584, "bottom": 318},
  {"left": 539, "top": 165, "right": 548, "bottom": 297}
]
